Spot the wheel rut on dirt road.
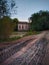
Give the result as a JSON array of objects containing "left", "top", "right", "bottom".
[
  {"left": 0, "top": 31, "right": 48, "bottom": 65},
  {"left": 0, "top": 35, "right": 37, "bottom": 64},
  {"left": 41, "top": 32, "right": 49, "bottom": 65}
]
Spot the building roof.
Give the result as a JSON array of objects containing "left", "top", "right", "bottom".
[{"left": 18, "top": 21, "right": 30, "bottom": 24}]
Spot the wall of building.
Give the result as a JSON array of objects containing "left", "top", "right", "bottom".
[{"left": 18, "top": 22, "right": 30, "bottom": 31}]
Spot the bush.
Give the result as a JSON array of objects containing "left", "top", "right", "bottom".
[
  {"left": 24, "top": 31, "right": 40, "bottom": 36},
  {"left": 0, "top": 16, "right": 14, "bottom": 40},
  {"left": 13, "top": 18, "right": 18, "bottom": 31}
]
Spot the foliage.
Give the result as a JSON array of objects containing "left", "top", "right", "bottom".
[
  {"left": 0, "top": 16, "right": 14, "bottom": 39},
  {"left": 0, "top": 0, "right": 16, "bottom": 18},
  {"left": 0, "top": 36, "right": 21, "bottom": 42},
  {"left": 0, "top": 0, "right": 17, "bottom": 40},
  {"left": 0, "top": 0, "right": 8, "bottom": 18},
  {"left": 13, "top": 18, "right": 19, "bottom": 31},
  {"left": 29, "top": 10, "right": 49, "bottom": 31},
  {"left": 24, "top": 31, "right": 40, "bottom": 36}
]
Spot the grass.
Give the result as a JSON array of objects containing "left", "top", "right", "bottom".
[
  {"left": 24, "top": 31, "right": 40, "bottom": 36},
  {"left": 0, "top": 31, "right": 40, "bottom": 42},
  {"left": 0, "top": 36, "right": 21, "bottom": 42}
]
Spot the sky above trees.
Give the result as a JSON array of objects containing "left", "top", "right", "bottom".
[{"left": 11, "top": 0, "right": 49, "bottom": 21}]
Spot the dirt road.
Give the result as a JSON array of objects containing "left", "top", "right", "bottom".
[
  {"left": 0, "top": 31, "right": 49, "bottom": 65},
  {"left": 42, "top": 31, "right": 49, "bottom": 65}
]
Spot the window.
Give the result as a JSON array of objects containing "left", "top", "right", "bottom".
[
  {"left": 22, "top": 25, "right": 24, "bottom": 29},
  {"left": 19, "top": 25, "right": 21, "bottom": 29}
]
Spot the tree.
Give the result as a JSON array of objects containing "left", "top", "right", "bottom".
[
  {"left": 29, "top": 10, "right": 49, "bottom": 31},
  {"left": 0, "top": 0, "right": 16, "bottom": 18},
  {"left": 0, "top": 0, "right": 8, "bottom": 18},
  {"left": 13, "top": 18, "right": 19, "bottom": 31},
  {"left": 0, "top": 16, "right": 14, "bottom": 39},
  {"left": 0, "top": 0, "right": 17, "bottom": 40}
]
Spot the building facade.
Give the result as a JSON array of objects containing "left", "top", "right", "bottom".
[{"left": 18, "top": 21, "right": 30, "bottom": 31}]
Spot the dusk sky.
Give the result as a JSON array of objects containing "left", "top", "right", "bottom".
[{"left": 11, "top": 0, "right": 49, "bottom": 21}]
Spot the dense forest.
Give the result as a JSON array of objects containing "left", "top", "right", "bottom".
[{"left": 29, "top": 10, "right": 49, "bottom": 31}]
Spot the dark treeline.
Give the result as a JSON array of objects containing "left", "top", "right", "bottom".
[{"left": 29, "top": 10, "right": 49, "bottom": 31}]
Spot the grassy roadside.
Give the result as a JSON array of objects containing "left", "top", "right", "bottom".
[
  {"left": 0, "top": 31, "right": 40, "bottom": 42},
  {"left": 24, "top": 31, "right": 41, "bottom": 36},
  {"left": 0, "top": 36, "right": 21, "bottom": 42}
]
